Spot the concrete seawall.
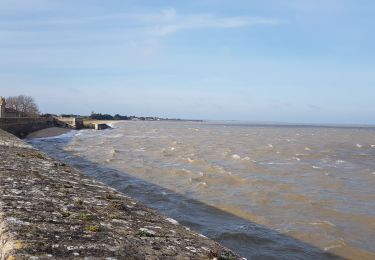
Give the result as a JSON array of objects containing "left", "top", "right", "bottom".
[
  {"left": 0, "top": 129, "right": 241, "bottom": 259},
  {"left": 0, "top": 118, "right": 58, "bottom": 138}
]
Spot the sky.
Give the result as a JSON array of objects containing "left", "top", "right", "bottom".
[{"left": 0, "top": 0, "right": 374, "bottom": 124}]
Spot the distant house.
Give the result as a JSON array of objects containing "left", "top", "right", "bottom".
[
  {"left": 4, "top": 107, "right": 20, "bottom": 118},
  {"left": 0, "top": 96, "right": 21, "bottom": 118}
]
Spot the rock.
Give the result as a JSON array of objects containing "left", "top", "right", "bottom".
[{"left": 0, "top": 129, "right": 241, "bottom": 259}]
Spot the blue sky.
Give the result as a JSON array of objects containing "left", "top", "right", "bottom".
[{"left": 0, "top": 0, "right": 374, "bottom": 124}]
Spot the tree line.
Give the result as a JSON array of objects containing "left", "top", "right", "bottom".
[
  {"left": 5, "top": 95, "right": 40, "bottom": 117},
  {"left": 89, "top": 113, "right": 131, "bottom": 120}
]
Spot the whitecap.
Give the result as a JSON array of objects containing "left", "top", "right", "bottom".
[
  {"left": 309, "top": 221, "right": 335, "bottom": 227},
  {"left": 335, "top": 160, "right": 345, "bottom": 164},
  {"left": 242, "top": 156, "right": 251, "bottom": 161},
  {"left": 187, "top": 158, "right": 195, "bottom": 163},
  {"left": 293, "top": 157, "right": 301, "bottom": 161},
  {"left": 199, "top": 172, "right": 204, "bottom": 176},
  {"left": 304, "top": 147, "right": 311, "bottom": 151},
  {"left": 266, "top": 162, "right": 293, "bottom": 165},
  {"left": 267, "top": 144, "right": 273, "bottom": 148},
  {"left": 170, "top": 147, "right": 175, "bottom": 151},
  {"left": 324, "top": 245, "right": 342, "bottom": 251},
  {"left": 198, "top": 182, "right": 207, "bottom": 187},
  {"left": 371, "top": 145, "right": 375, "bottom": 148},
  {"left": 231, "top": 154, "right": 241, "bottom": 160},
  {"left": 324, "top": 240, "right": 346, "bottom": 251},
  {"left": 356, "top": 144, "right": 363, "bottom": 148},
  {"left": 312, "top": 165, "right": 322, "bottom": 169}
]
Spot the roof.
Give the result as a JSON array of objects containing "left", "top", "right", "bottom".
[{"left": 5, "top": 107, "right": 19, "bottom": 113}]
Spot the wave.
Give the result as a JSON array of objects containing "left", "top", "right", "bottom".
[
  {"left": 335, "top": 160, "right": 346, "bottom": 164},
  {"left": 261, "top": 161, "right": 295, "bottom": 165},
  {"left": 29, "top": 121, "right": 375, "bottom": 259},
  {"left": 231, "top": 154, "right": 241, "bottom": 160},
  {"left": 309, "top": 221, "right": 336, "bottom": 227}
]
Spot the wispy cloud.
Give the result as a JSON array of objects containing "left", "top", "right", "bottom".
[
  {"left": 0, "top": 7, "right": 282, "bottom": 36},
  {"left": 139, "top": 8, "right": 282, "bottom": 36},
  {"left": 0, "top": 6, "right": 283, "bottom": 70}
]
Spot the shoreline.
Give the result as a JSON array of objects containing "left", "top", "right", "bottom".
[
  {"left": 0, "top": 128, "right": 241, "bottom": 259},
  {"left": 26, "top": 127, "right": 72, "bottom": 139}
]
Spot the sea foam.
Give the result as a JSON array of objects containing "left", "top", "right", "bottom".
[{"left": 232, "top": 154, "right": 241, "bottom": 160}]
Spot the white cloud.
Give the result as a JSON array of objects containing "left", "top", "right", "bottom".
[
  {"left": 0, "top": 7, "right": 281, "bottom": 36},
  {"left": 0, "top": 6, "right": 282, "bottom": 67},
  {"left": 142, "top": 8, "right": 282, "bottom": 36}
]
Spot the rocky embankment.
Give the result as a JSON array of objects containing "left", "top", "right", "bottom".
[{"left": 0, "top": 129, "right": 241, "bottom": 259}]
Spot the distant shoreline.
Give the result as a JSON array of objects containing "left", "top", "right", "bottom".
[
  {"left": 24, "top": 119, "right": 375, "bottom": 140},
  {"left": 205, "top": 121, "right": 375, "bottom": 129}
]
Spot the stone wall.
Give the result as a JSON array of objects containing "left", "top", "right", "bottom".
[
  {"left": 0, "top": 129, "right": 241, "bottom": 259},
  {"left": 0, "top": 118, "right": 57, "bottom": 138},
  {"left": 55, "top": 117, "right": 84, "bottom": 129},
  {"left": 0, "top": 97, "right": 5, "bottom": 118}
]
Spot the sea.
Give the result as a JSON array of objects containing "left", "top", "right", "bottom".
[{"left": 27, "top": 121, "right": 375, "bottom": 259}]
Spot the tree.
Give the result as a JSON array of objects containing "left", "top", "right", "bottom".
[
  {"left": 6, "top": 95, "right": 40, "bottom": 117},
  {"left": 89, "top": 113, "right": 114, "bottom": 120}
]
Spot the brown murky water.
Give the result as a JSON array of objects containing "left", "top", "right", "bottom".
[{"left": 29, "top": 121, "right": 375, "bottom": 259}]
